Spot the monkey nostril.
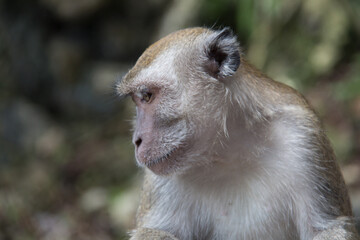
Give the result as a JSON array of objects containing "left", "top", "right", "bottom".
[{"left": 135, "top": 138, "right": 142, "bottom": 148}]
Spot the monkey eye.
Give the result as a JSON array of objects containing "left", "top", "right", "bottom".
[
  {"left": 132, "top": 87, "right": 155, "bottom": 104},
  {"left": 141, "top": 91, "right": 153, "bottom": 103}
]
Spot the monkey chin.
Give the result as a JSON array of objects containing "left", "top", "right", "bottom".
[{"left": 137, "top": 148, "right": 180, "bottom": 176}]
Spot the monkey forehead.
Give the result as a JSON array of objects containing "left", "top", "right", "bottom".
[
  {"left": 127, "top": 53, "right": 180, "bottom": 93},
  {"left": 117, "top": 27, "right": 211, "bottom": 94}
]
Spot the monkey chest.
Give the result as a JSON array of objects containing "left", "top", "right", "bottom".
[{"left": 144, "top": 194, "right": 298, "bottom": 240}]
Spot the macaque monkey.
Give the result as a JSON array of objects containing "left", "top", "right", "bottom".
[{"left": 116, "top": 27, "right": 359, "bottom": 240}]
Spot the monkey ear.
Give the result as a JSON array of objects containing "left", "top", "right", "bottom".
[{"left": 204, "top": 28, "right": 241, "bottom": 79}]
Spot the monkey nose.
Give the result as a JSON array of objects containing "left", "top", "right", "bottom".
[{"left": 134, "top": 137, "right": 142, "bottom": 148}]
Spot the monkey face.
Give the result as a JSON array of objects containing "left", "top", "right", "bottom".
[
  {"left": 130, "top": 84, "right": 191, "bottom": 175},
  {"left": 117, "top": 28, "right": 241, "bottom": 176}
]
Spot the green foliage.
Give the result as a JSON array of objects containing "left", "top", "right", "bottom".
[{"left": 334, "top": 55, "right": 360, "bottom": 101}]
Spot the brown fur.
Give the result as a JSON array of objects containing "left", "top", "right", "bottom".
[{"left": 119, "top": 27, "right": 209, "bottom": 93}]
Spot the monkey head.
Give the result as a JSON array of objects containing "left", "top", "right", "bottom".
[{"left": 116, "top": 28, "right": 241, "bottom": 176}]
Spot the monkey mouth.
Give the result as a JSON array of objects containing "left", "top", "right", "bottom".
[
  {"left": 141, "top": 147, "right": 180, "bottom": 174},
  {"left": 145, "top": 148, "right": 176, "bottom": 167}
]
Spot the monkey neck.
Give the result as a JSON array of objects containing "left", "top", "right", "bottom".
[
  {"left": 174, "top": 60, "right": 311, "bottom": 187},
  {"left": 177, "top": 111, "right": 270, "bottom": 186}
]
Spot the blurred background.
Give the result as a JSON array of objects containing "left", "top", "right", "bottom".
[{"left": 0, "top": 0, "right": 359, "bottom": 239}]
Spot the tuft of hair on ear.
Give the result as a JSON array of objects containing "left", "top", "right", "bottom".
[{"left": 204, "top": 27, "right": 241, "bottom": 79}]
